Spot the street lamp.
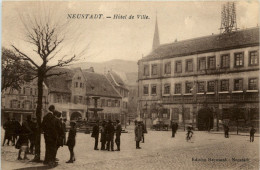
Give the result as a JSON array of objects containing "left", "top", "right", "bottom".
[{"left": 144, "top": 101, "right": 149, "bottom": 127}]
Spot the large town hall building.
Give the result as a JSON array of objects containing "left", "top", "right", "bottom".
[{"left": 137, "top": 20, "right": 259, "bottom": 130}]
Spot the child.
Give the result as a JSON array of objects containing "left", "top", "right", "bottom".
[
  {"left": 66, "top": 121, "right": 76, "bottom": 163},
  {"left": 250, "top": 126, "right": 256, "bottom": 142},
  {"left": 16, "top": 123, "right": 30, "bottom": 160}
]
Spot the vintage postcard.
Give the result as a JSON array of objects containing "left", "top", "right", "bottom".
[{"left": 1, "top": 1, "right": 259, "bottom": 170}]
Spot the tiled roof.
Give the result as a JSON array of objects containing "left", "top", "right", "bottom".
[
  {"left": 142, "top": 27, "right": 259, "bottom": 61},
  {"left": 45, "top": 68, "right": 74, "bottom": 93},
  {"left": 83, "top": 71, "right": 121, "bottom": 98},
  {"left": 106, "top": 71, "right": 128, "bottom": 90}
]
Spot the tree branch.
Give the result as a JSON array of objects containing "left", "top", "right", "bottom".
[
  {"left": 45, "top": 55, "right": 77, "bottom": 73},
  {"left": 12, "top": 45, "right": 40, "bottom": 68}
]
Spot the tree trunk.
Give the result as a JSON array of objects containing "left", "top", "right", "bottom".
[{"left": 33, "top": 72, "right": 44, "bottom": 162}]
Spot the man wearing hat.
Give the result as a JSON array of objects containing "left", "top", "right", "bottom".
[
  {"left": 115, "top": 120, "right": 122, "bottom": 151},
  {"left": 106, "top": 120, "right": 115, "bottom": 151},
  {"left": 91, "top": 120, "right": 100, "bottom": 150},
  {"left": 23, "top": 115, "right": 37, "bottom": 154},
  {"left": 42, "top": 105, "right": 58, "bottom": 167}
]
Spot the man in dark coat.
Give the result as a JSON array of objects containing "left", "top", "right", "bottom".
[
  {"left": 26, "top": 115, "right": 37, "bottom": 154},
  {"left": 13, "top": 118, "right": 22, "bottom": 145},
  {"left": 135, "top": 121, "right": 142, "bottom": 149},
  {"left": 10, "top": 118, "right": 16, "bottom": 145},
  {"left": 62, "top": 118, "right": 67, "bottom": 145},
  {"left": 106, "top": 120, "right": 115, "bottom": 151},
  {"left": 53, "top": 111, "right": 64, "bottom": 161},
  {"left": 171, "top": 122, "right": 178, "bottom": 138},
  {"left": 100, "top": 121, "right": 107, "bottom": 150},
  {"left": 2, "top": 118, "right": 12, "bottom": 146},
  {"left": 92, "top": 120, "right": 100, "bottom": 150},
  {"left": 250, "top": 126, "right": 256, "bottom": 142},
  {"left": 115, "top": 120, "right": 122, "bottom": 151},
  {"left": 141, "top": 122, "right": 146, "bottom": 143},
  {"left": 224, "top": 124, "right": 229, "bottom": 138},
  {"left": 66, "top": 121, "right": 77, "bottom": 163},
  {"left": 42, "top": 105, "right": 58, "bottom": 167}
]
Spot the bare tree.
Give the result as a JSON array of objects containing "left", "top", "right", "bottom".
[{"left": 11, "top": 6, "right": 87, "bottom": 161}]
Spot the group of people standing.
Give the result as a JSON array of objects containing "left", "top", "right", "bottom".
[
  {"left": 92, "top": 119, "right": 122, "bottom": 151},
  {"left": 42, "top": 105, "right": 71, "bottom": 167},
  {"left": 3, "top": 116, "right": 37, "bottom": 160}
]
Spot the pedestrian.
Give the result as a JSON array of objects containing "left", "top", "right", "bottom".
[
  {"left": 62, "top": 118, "right": 67, "bottom": 145},
  {"left": 106, "top": 120, "right": 115, "bottom": 151},
  {"left": 26, "top": 115, "right": 37, "bottom": 154},
  {"left": 171, "top": 121, "right": 176, "bottom": 138},
  {"left": 53, "top": 111, "right": 64, "bottom": 162},
  {"left": 42, "top": 105, "right": 58, "bottom": 167},
  {"left": 175, "top": 122, "right": 179, "bottom": 134},
  {"left": 12, "top": 118, "right": 22, "bottom": 146},
  {"left": 16, "top": 122, "right": 30, "bottom": 160},
  {"left": 224, "top": 125, "right": 229, "bottom": 138},
  {"left": 141, "top": 122, "right": 146, "bottom": 143},
  {"left": 186, "top": 125, "right": 193, "bottom": 142},
  {"left": 100, "top": 121, "right": 107, "bottom": 150},
  {"left": 3, "top": 118, "right": 12, "bottom": 146},
  {"left": 91, "top": 120, "right": 100, "bottom": 150},
  {"left": 115, "top": 120, "right": 122, "bottom": 151},
  {"left": 66, "top": 121, "right": 76, "bottom": 163},
  {"left": 250, "top": 126, "right": 256, "bottom": 142},
  {"left": 135, "top": 121, "right": 142, "bottom": 149},
  {"left": 10, "top": 118, "right": 16, "bottom": 146}
]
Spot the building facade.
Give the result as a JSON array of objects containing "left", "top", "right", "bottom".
[
  {"left": 106, "top": 71, "right": 129, "bottom": 124},
  {"left": 1, "top": 79, "right": 48, "bottom": 124},
  {"left": 46, "top": 67, "right": 124, "bottom": 123},
  {"left": 138, "top": 27, "right": 259, "bottom": 130}
]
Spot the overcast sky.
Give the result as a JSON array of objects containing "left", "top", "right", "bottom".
[{"left": 2, "top": 1, "right": 259, "bottom": 64}]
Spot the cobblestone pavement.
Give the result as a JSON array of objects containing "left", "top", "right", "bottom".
[{"left": 1, "top": 128, "right": 259, "bottom": 170}]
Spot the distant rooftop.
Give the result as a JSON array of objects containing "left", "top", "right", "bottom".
[
  {"left": 83, "top": 71, "right": 121, "bottom": 98},
  {"left": 141, "top": 27, "right": 259, "bottom": 61}
]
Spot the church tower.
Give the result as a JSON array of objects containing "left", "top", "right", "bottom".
[{"left": 152, "top": 15, "right": 160, "bottom": 50}]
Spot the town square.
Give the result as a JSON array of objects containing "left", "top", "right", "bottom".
[
  {"left": 1, "top": 1, "right": 259, "bottom": 169},
  {"left": 2, "top": 128, "right": 259, "bottom": 170}
]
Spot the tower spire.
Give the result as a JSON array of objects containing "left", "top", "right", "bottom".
[{"left": 152, "top": 13, "right": 160, "bottom": 50}]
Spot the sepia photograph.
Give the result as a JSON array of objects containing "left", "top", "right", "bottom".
[{"left": 1, "top": 1, "right": 259, "bottom": 169}]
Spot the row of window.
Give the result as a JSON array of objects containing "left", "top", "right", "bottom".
[
  {"left": 74, "top": 82, "right": 84, "bottom": 88},
  {"left": 143, "top": 78, "right": 258, "bottom": 95},
  {"left": 18, "top": 87, "right": 38, "bottom": 96},
  {"left": 72, "top": 96, "right": 122, "bottom": 108},
  {"left": 54, "top": 94, "right": 70, "bottom": 103},
  {"left": 143, "top": 51, "right": 259, "bottom": 76},
  {"left": 143, "top": 107, "right": 258, "bottom": 120},
  {"left": 9, "top": 100, "right": 35, "bottom": 109}
]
